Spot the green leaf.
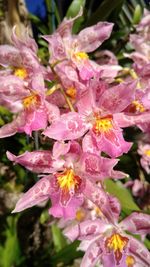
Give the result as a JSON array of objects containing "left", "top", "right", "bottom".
[
  {"left": 51, "top": 224, "right": 67, "bottom": 252},
  {"left": 85, "top": 0, "right": 125, "bottom": 26},
  {"left": 0, "top": 216, "right": 23, "bottom": 267},
  {"left": 66, "top": 0, "right": 86, "bottom": 33},
  {"left": 144, "top": 238, "right": 150, "bottom": 250},
  {"left": 133, "top": 4, "right": 142, "bottom": 24},
  {"left": 51, "top": 241, "right": 83, "bottom": 266},
  {"left": 105, "top": 180, "right": 140, "bottom": 213},
  {"left": 28, "top": 13, "right": 42, "bottom": 24},
  {"left": 66, "top": 0, "right": 86, "bottom": 18}
]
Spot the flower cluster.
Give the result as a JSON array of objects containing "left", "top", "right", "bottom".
[{"left": 0, "top": 9, "right": 150, "bottom": 267}]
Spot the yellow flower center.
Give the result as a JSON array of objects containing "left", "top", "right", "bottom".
[
  {"left": 145, "top": 149, "right": 150, "bottom": 156},
  {"left": 23, "top": 94, "right": 40, "bottom": 109},
  {"left": 93, "top": 115, "right": 113, "bottom": 135},
  {"left": 105, "top": 233, "right": 129, "bottom": 265},
  {"left": 57, "top": 168, "right": 81, "bottom": 192},
  {"left": 56, "top": 168, "right": 82, "bottom": 206},
  {"left": 74, "top": 52, "right": 89, "bottom": 61},
  {"left": 76, "top": 209, "right": 86, "bottom": 221},
  {"left": 131, "top": 100, "right": 145, "bottom": 113},
  {"left": 66, "top": 87, "right": 77, "bottom": 99},
  {"left": 126, "top": 255, "right": 136, "bottom": 267},
  {"left": 95, "top": 206, "right": 103, "bottom": 216},
  {"left": 14, "top": 67, "right": 28, "bottom": 79}
]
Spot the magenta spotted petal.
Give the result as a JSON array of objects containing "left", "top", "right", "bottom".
[
  {"left": 43, "top": 112, "right": 88, "bottom": 140},
  {"left": 7, "top": 150, "right": 57, "bottom": 173},
  {"left": 120, "top": 212, "right": 150, "bottom": 235},
  {"left": 12, "top": 176, "right": 52, "bottom": 213}
]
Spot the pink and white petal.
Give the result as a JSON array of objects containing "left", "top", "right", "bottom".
[
  {"left": 97, "top": 65, "right": 122, "bottom": 81},
  {"left": 107, "top": 195, "right": 121, "bottom": 222},
  {"left": 21, "top": 47, "right": 40, "bottom": 70},
  {"left": 52, "top": 141, "right": 70, "bottom": 159},
  {"left": 100, "top": 157, "right": 127, "bottom": 180},
  {"left": 46, "top": 90, "right": 65, "bottom": 108},
  {"left": 7, "top": 150, "right": 55, "bottom": 173},
  {"left": 43, "top": 33, "right": 66, "bottom": 62},
  {"left": 82, "top": 134, "right": 99, "bottom": 155},
  {"left": 120, "top": 212, "right": 150, "bottom": 235},
  {"left": 114, "top": 112, "right": 150, "bottom": 128},
  {"left": 77, "top": 22, "right": 113, "bottom": 53},
  {"left": 12, "top": 175, "right": 52, "bottom": 213},
  {"left": 79, "top": 152, "right": 101, "bottom": 177},
  {"left": 43, "top": 112, "right": 88, "bottom": 141},
  {"left": 93, "top": 130, "right": 132, "bottom": 158},
  {"left": 0, "top": 45, "right": 21, "bottom": 66},
  {"left": 31, "top": 72, "right": 45, "bottom": 92},
  {"left": 45, "top": 101, "right": 60, "bottom": 122},
  {"left": 19, "top": 107, "right": 48, "bottom": 136},
  {"left": 49, "top": 193, "right": 83, "bottom": 220},
  {"left": 76, "top": 89, "right": 95, "bottom": 116},
  {"left": 125, "top": 51, "right": 149, "bottom": 66},
  {"left": 64, "top": 219, "right": 110, "bottom": 242},
  {"left": 0, "top": 115, "right": 24, "bottom": 138},
  {"left": 83, "top": 179, "right": 115, "bottom": 223},
  {"left": 0, "top": 76, "right": 28, "bottom": 100},
  {"left": 80, "top": 238, "right": 103, "bottom": 267},
  {"left": 128, "top": 237, "right": 150, "bottom": 267},
  {"left": 98, "top": 81, "right": 136, "bottom": 113}
]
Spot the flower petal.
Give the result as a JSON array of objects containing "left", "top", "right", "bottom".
[
  {"left": 12, "top": 176, "right": 52, "bottom": 213},
  {"left": 80, "top": 238, "right": 102, "bottom": 267},
  {"left": 7, "top": 150, "right": 55, "bottom": 173},
  {"left": 83, "top": 179, "right": 115, "bottom": 223},
  {"left": 43, "top": 112, "right": 88, "bottom": 140},
  {"left": 64, "top": 219, "right": 110, "bottom": 242},
  {"left": 128, "top": 236, "right": 150, "bottom": 266},
  {"left": 77, "top": 22, "right": 113, "bottom": 53},
  {"left": 120, "top": 212, "right": 150, "bottom": 235}
]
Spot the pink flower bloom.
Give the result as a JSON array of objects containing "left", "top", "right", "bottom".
[
  {"left": 0, "top": 28, "right": 50, "bottom": 115},
  {"left": 44, "top": 81, "right": 141, "bottom": 157},
  {"left": 8, "top": 140, "right": 124, "bottom": 219},
  {"left": 43, "top": 10, "right": 113, "bottom": 81},
  {"left": 138, "top": 142, "right": 150, "bottom": 174},
  {"left": 64, "top": 211, "right": 150, "bottom": 267},
  {"left": 0, "top": 86, "right": 60, "bottom": 137}
]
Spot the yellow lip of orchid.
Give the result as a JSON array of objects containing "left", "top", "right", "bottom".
[
  {"left": 22, "top": 93, "right": 40, "bottom": 109},
  {"left": 93, "top": 115, "right": 113, "bottom": 135},
  {"left": 13, "top": 67, "right": 28, "bottom": 79},
  {"left": 105, "top": 233, "right": 129, "bottom": 264},
  {"left": 56, "top": 168, "right": 82, "bottom": 206},
  {"left": 72, "top": 51, "right": 89, "bottom": 62},
  {"left": 66, "top": 87, "right": 77, "bottom": 99},
  {"left": 144, "top": 149, "right": 150, "bottom": 157},
  {"left": 126, "top": 255, "right": 136, "bottom": 267},
  {"left": 57, "top": 168, "right": 81, "bottom": 193},
  {"left": 131, "top": 100, "right": 145, "bottom": 113}
]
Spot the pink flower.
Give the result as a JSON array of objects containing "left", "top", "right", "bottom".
[
  {"left": 138, "top": 142, "right": 150, "bottom": 174},
  {"left": 8, "top": 140, "right": 125, "bottom": 219},
  {"left": 64, "top": 211, "right": 150, "bottom": 267},
  {"left": 44, "top": 81, "right": 139, "bottom": 157},
  {"left": 43, "top": 10, "right": 113, "bottom": 81}
]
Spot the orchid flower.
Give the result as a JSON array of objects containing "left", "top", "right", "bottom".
[
  {"left": 64, "top": 211, "right": 150, "bottom": 267},
  {"left": 43, "top": 9, "right": 113, "bottom": 81},
  {"left": 7, "top": 140, "right": 125, "bottom": 219},
  {"left": 44, "top": 80, "right": 150, "bottom": 157}
]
